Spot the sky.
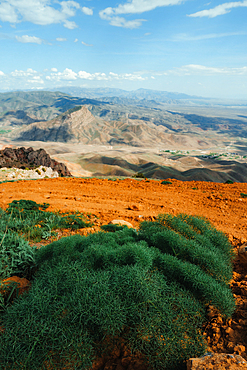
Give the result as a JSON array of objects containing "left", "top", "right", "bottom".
[{"left": 0, "top": 0, "right": 246, "bottom": 99}]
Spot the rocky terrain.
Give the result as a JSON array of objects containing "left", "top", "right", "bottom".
[{"left": 0, "top": 147, "right": 71, "bottom": 177}]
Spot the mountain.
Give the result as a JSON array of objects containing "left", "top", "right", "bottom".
[
  {"left": 0, "top": 91, "right": 105, "bottom": 123},
  {"left": 12, "top": 105, "right": 214, "bottom": 149},
  {"left": 49, "top": 87, "right": 247, "bottom": 107}
]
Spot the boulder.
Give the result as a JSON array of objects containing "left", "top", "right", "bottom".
[
  {"left": 187, "top": 353, "right": 247, "bottom": 370},
  {"left": 238, "top": 243, "right": 247, "bottom": 265},
  {"left": 0, "top": 276, "right": 31, "bottom": 300},
  {"left": 0, "top": 147, "right": 71, "bottom": 177}
]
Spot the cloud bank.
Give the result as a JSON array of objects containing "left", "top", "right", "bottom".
[
  {"left": 99, "top": 0, "right": 184, "bottom": 28},
  {"left": 0, "top": 0, "right": 93, "bottom": 28},
  {"left": 188, "top": 1, "right": 247, "bottom": 18}
]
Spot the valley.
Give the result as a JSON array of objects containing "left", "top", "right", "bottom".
[{"left": 0, "top": 88, "right": 246, "bottom": 182}]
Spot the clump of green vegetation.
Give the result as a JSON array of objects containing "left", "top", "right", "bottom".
[
  {"left": 100, "top": 224, "right": 126, "bottom": 232},
  {"left": 0, "top": 213, "right": 235, "bottom": 370},
  {"left": 132, "top": 172, "right": 145, "bottom": 179},
  {"left": 0, "top": 230, "right": 36, "bottom": 281},
  {"left": 0, "top": 199, "right": 93, "bottom": 243},
  {"left": 240, "top": 193, "right": 247, "bottom": 198},
  {"left": 161, "top": 180, "right": 172, "bottom": 185},
  {"left": 42, "top": 167, "right": 46, "bottom": 172},
  {"left": 225, "top": 180, "right": 234, "bottom": 184}
]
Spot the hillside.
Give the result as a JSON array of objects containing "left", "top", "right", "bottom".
[{"left": 12, "top": 106, "right": 209, "bottom": 148}]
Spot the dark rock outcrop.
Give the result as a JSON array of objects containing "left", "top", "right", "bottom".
[{"left": 0, "top": 147, "right": 71, "bottom": 177}]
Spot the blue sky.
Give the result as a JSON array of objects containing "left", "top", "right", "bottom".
[{"left": 0, "top": 0, "right": 246, "bottom": 99}]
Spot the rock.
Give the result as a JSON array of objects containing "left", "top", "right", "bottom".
[
  {"left": 0, "top": 276, "right": 31, "bottom": 300},
  {"left": 238, "top": 243, "right": 247, "bottom": 265},
  {"left": 0, "top": 147, "right": 71, "bottom": 177},
  {"left": 187, "top": 353, "right": 247, "bottom": 370},
  {"left": 109, "top": 220, "right": 134, "bottom": 228},
  {"left": 234, "top": 344, "right": 246, "bottom": 355},
  {"left": 128, "top": 205, "right": 140, "bottom": 211}
]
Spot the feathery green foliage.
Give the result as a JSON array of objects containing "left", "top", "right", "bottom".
[
  {"left": 0, "top": 212, "right": 235, "bottom": 370},
  {"left": 0, "top": 231, "right": 36, "bottom": 280},
  {"left": 0, "top": 212, "right": 234, "bottom": 370}
]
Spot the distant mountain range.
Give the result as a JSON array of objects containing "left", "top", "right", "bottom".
[
  {"left": 49, "top": 87, "right": 247, "bottom": 107},
  {"left": 0, "top": 89, "right": 247, "bottom": 182}
]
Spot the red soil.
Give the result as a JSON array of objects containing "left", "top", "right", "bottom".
[
  {"left": 0, "top": 177, "right": 246, "bottom": 241},
  {"left": 1, "top": 177, "right": 247, "bottom": 368}
]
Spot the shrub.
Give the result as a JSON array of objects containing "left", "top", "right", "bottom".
[
  {"left": 161, "top": 180, "right": 172, "bottom": 185},
  {"left": 100, "top": 224, "right": 125, "bottom": 232},
  {"left": 133, "top": 172, "right": 145, "bottom": 178},
  {"left": 0, "top": 200, "right": 92, "bottom": 242},
  {"left": 240, "top": 193, "right": 247, "bottom": 198},
  {"left": 0, "top": 230, "right": 36, "bottom": 281},
  {"left": 0, "top": 216, "right": 235, "bottom": 370}
]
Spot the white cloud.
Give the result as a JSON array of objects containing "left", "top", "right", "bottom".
[
  {"left": 78, "top": 71, "right": 94, "bottom": 79},
  {"left": 188, "top": 1, "right": 247, "bottom": 18},
  {"left": 0, "top": 2, "right": 18, "bottom": 22},
  {"left": 172, "top": 31, "right": 246, "bottom": 41},
  {"left": 99, "top": 0, "right": 183, "bottom": 28},
  {"left": 56, "top": 37, "right": 67, "bottom": 42},
  {"left": 11, "top": 68, "right": 37, "bottom": 76},
  {"left": 50, "top": 68, "right": 78, "bottom": 80},
  {"left": 78, "top": 70, "right": 146, "bottom": 81},
  {"left": 81, "top": 41, "right": 93, "bottom": 46},
  {"left": 51, "top": 67, "right": 58, "bottom": 72},
  {"left": 15, "top": 35, "right": 43, "bottom": 44},
  {"left": 0, "top": 71, "right": 5, "bottom": 76},
  {"left": 0, "top": 0, "right": 80, "bottom": 28},
  {"left": 110, "top": 16, "right": 145, "bottom": 28},
  {"left": 168, "top": 64, "right": 247, "bottom": 75},
  {"left": 74, "top": 38, "right": 78, "bottom": 42},
  {"left": 82, "top": 6, "right": 93, "bottom": 15},
  {"left": 28, "top": 76, "right": 44, "bottom": 84},
  {"left": 63, "top": 19, "right": 78, "bottom": 29}
]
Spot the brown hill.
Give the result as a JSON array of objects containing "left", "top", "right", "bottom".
[
  {"left": 74, "top": 153, "right": 247, "bottom": 182},
  {"left": 12, "top": 106, "right": 210, "bottom": 148}
]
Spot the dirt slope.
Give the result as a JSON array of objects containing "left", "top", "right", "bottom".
[{"left": 0, "top": 177, "right": 246, "bottom": 241}]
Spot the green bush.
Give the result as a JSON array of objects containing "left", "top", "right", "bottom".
[
  {"left": 132, "top": 172, "right": 145, "bottom": 178},
  {"left": 100, "top": 224, "right": 125, "bottom": 232},
  {"left": 161, "top": 180, "right": 172, "bottom": 185},
  {"left": 0, "top": 215, "right": 235, "bottom": 370},
  {"left": 0, "top": 200, "right": 92, "bottom": 242},
  {"left": 240, "top": 193, "right": 247, "bottom": 198},
  {"left": 0, "top": 230, "right": 36, "bottom": 281}
]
